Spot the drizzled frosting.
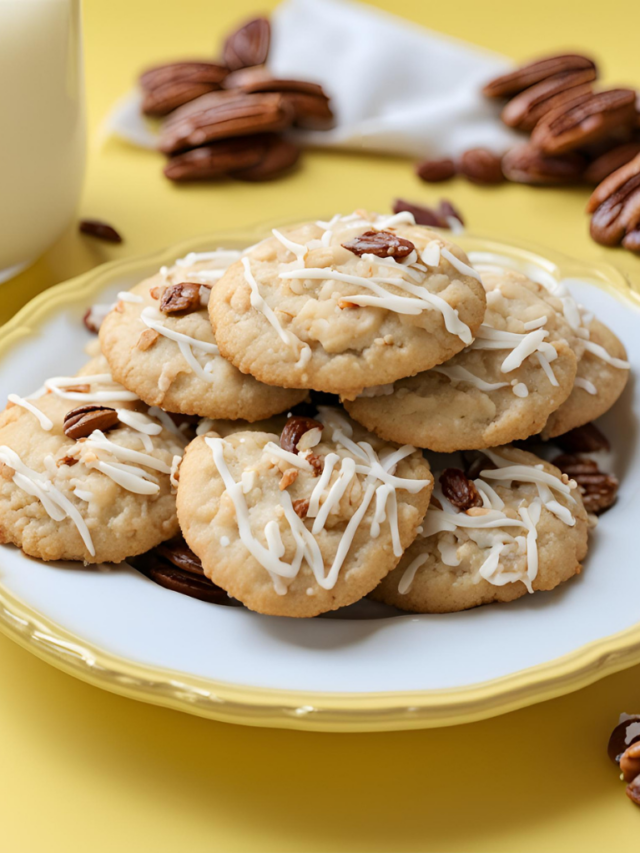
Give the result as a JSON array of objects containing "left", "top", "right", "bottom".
[
  {"left": 399, "top": 449, "right": 579, "bottom": 594},
  {"left": 205, "top": 409, "right": 430, "bottom": 594}
]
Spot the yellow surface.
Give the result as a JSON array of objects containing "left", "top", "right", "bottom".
[{"left": 2, "top": 0, "right": 640, "bottom": 849}]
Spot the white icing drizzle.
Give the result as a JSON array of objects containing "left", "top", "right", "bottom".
[
  {"left": 583, "top": 339, "right": 630, "bottom": 370},
  {"left": 574, "top": 377, "right": 597, "bottom": 395},
  {"left": 242, "top": 256, "right": 304, "bottom": 354},
  {"left": 536, "top": 351, "right": 559, "bottom": 386},
  {"left": 439, "top": 247, "right": 482, "bottom": 283},
  {"left": 7, "top": 394, "right": 53, "bottom": 431},
  {"left": 140, "top": 306, "right": 220, "bottom": 384},
  {"left": 45, "top": 374, "right": 138, "bottom": 403},
  {"left": 523, "top": 316, "right": 548, "bottom": 330},
  {"left": 421, "top": 241, "right": 441, "bottom": 268},
  {"left": 205, "top": 412, "right": 429, "bottom": 593},
  {"left": 431, "top": 365, "right": 509, "bottom": 392},
  {"left": 472, "top": 326, "right": 559, "bottom": 382},
  {"left": 117, "top": 291, "right": 144, "bottom": 304},
  {"left": 398, "top": 553, "right": 429, "bottom": 594},
  {"left": 0, "top": 445, "right": 95, "bottom": 555}
]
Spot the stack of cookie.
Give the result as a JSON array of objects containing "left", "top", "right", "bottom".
[{"left": 0, "top": 211, "right": 629, "bottom": 617}]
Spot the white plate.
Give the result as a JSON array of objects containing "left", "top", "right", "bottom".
[{"left": 0, "top": 228, "right": 637, "bottom": 732}]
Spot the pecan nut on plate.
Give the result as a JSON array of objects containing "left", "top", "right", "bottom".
[
  {"left": 587, "top": 152, "right": 640, "bottom": 248},
  {"left": 482, "top": 53, "right": 597, "bottom": 99},
  {"left": 530, "top": 89, "right": 638, "bottom": 155},
  {"left": 158, "top": 90, "right": 295, "bottom": 155},
  {"left": 500, "top": 68, "right": 596, "bottom": 132},
  {"left": 139, "top": 61, "right": 229, "bottom": 117},
  {"left": 501, "top": 143, "right": 586, "bottom": 185}
]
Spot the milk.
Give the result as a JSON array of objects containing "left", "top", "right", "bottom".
[{"left": 0, "top": 0, "right": 85, "bottom": 279}]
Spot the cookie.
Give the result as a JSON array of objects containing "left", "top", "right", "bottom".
[
  {"left": 177, "top": 408, "right": 433, "bottom": 617},
  {"left": 99, "top": 248, "right": 306, "bottom": 419},
  {"left": 0, "top": 360, "right": 186, "bottom": 563},
  {"left": 542, "top": 317, "right": 630, "bottom": 438},
  {"left": 371, "top": 446, "right": 589, "bottom": 613},
  {"left": 209, "top": 210, "right": 487, "bottom": 399},
  {"left": 345, "top": 269, "right": 580, "bottom": 451}
]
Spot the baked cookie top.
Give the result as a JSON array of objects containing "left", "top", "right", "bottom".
[
  {"left": 0, "top": 359, "right": 186, "bottom": 563},
  {"left": 542, "top": 317, "right": 629, "bottom": 438},
  {"left": 345, "top": 269, "right": 581, "bottom": 451},
  {"left": 177, "top": 408, "right": 433, "bottom": 617},
  {"left": 99, "top": 248, "right": 306, "bottom": 419},
  {"left": 209, "top": 210, "right": 487, "bottom": 398},
  {"left": 371, "top": 446, "right": 589, "bottom": 613}
]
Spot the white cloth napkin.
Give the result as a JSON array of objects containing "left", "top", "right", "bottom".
[{"left": 103, "top": 0, "right": 520, "bottom": 158}]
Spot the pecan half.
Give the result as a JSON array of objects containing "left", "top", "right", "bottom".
[
  {"left": 622, "top": 228, "right": 640, "bottom": 251},
  {"left": 587, "top": 152, "right": 640, "bottom": 247},
  {"left": 158, "top": 90, "right": 294, "bottom": 155},
  {"left": 501, "top": 69, "right": 596, "bottom": 132},
  {"left": 621, "top": 744, "right": 640, "bottom": 783},
  {"left": 555, "top": 422, "right": 610, "bottom": 453},
  {"left": 164, "top": 135, "right": 271, "bottom": 181},
  {"left": 79, "top": 219, "right": 122, "bottom": 243},
  {"left": 280, "top": 416, "right": 324, "bottom": 454},
  {"left": 223, "top": 17, "right": 271, "bottom": 71},
  {"left": 626, "top": 776, "right": 640, "bottom": 806},
  {"left": 502, "top": 143, "right": 586, "bottom": 185},
  {"left": 342, "top": 230, "right": 415, "bottom": 259},
  {"left": 392, "top": 199, "right": 447, "bottom": 227},
  {"left": 439, "top": 468, "right": 483, "bottom": 511},
  {"left": 160, "top": 282, "right": 202, "bottom": 314},
  {"left": 229, "top": 78, "right": 334, "bottom": 130},
  {"left": 231, "top": 135, "right": 300, "bottom": 182},
  {"left": 155, "top": 537, "right": 204, "bottom": 575},
  {"left": 458, "top": 148, "right": 504, "bottom": 184},
  {"left": 415, "top": 158, "right": 457, "bottom": 183},
  {"left": 63, "top": 405, "right": 119, "bottom": 439},
  {"left": 140, "top": 62, "right": 229, "bottom": 117},
  {"left": 482, "top": 53, "right": 597, "bottom": 100},
  {"left": 584, "top": 142, "right": 640, "bottom": 184},
  {"left": 531, "top": 89, "right": 638, "bottom": 155},
  {"left": 608, "top": 715, "right": 640, "bottom": 763},
  {"left": 551, "top": 454, "right": 618, "bottom": 513},
  {"left": 141, "top": 558, "right": 229, "bottom": 604}
]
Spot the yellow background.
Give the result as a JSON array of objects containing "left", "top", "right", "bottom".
[{"left": 2, "top": 0, "right": 640, "bottom": 849}]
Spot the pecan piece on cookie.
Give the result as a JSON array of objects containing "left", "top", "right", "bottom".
[
  {"left": 160, "top": 283, "right": 202, "bottom": 314},
  {"left": 587, "top": 152, "right": 640, "bottom": 246},
  {"left": 531, "top": 89, "right": 638, "bottom": 155},
  {"left": 415, "top": 158, "right": 457, "bottom": 183},
  {"left": 552, "top": 454, "right": 618, "bottom": 514},
  {"left": 584, "top": 142, "right": 640, "bottom": 184},
  {"left": 482, "top": 53, "right": 597, "bottom": 99},
  {"left": 500, "top": 69, "right": 596, "bottom": 132},
  {"left": 139, "top": 61, "right": 229, "bottom": 117},
  {"left": 223, "top": 16, "right": 271, "bottom": 72},
  {"left": 158, "top": 90, "right": 295, "bottom": 155},
  {"left": 502, "top": 143, "right": 586, "bottom": 185},
  {"left": 439, "top": 469, "right": 483, "bottom": 511},
  {"left": 342, "top": 230, "right": 416, "bottom": 259},
  {"left": 458, "top": 148, "right": 504, "bottom": 184},
  {"left": 231, "top": 135, "right": 300, "bottom": 182},
  {"left": 63, "top": 405, "right": 119, "bottom": 439},
  {"left": 280, "top": 416, "right": 323, "bottom": 454},
  {"left": 164, "top": 135, "right": 271, "bottom": 181}
]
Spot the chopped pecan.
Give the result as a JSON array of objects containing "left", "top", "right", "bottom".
[
  {"left": 501, "top": 69, "right": 596, "bottom": 131},
  {"left": 458, "top": 148, "right": 504, "bottom": 184},
  {"left": 139, "top": 61, "right": 228, "bottom": 117},
  {"left": 279, "top": 468, "right": 298, "bottom": 490},
  {"left": 293, "top": 498, "right": 310, "bottom": 518},
  {"left": 584, "top": 142, "right": 640, "bottom": 184},
  {"left": 555, "top": 422, "right": 610, "bottom": 453},
  {"left": 502, "top": 143, "right": 586, "bottom": 185},
  {"left": 415, "top": 158, "right": 456, "bottom": 183},
  {"left": 551, "top": 454, "right": 618, "bottom": 514},
  {"left": 155, "top": 537, "right": 204, "bottom": 575},
  {"left": 587, "top": 152, "right": 640, "bottom": 247},
  {"left": 137, "top": 328, "right": 159, "bottom": 350},
  {"left": 439, "top": 468, "right": 483, "bottom": 511},
  {"left": 160, "top": 282, "right": 202, "bottom": 314},
  {"left": 83, "top": 307, "right": 99, "bottom": 334},
  {"left": 79, "top": 219, "right": 122, "bottom": 243},
  {"left": 280, "top": 416, "right": 323, "bottom": 454},
  {"left": 158, "top": 90, "right": 295, "bottom": 155},
  {"left": 306, "top": 453, "right": 324, "bottom": 476},
  {"left": 531, "top": 89, "right": 638, "bottom": 155},
  {"left": 223, "top": 17, "right": 271, "bottom": 72},
  {"left": 482, "top": 53, "right": 597, "bottom": 99},
  {"left": 342, "top": 230, "right": 415, "bottom": 259},
  {"left": 231, "top": 135, "right": 300, "bottom": 182},
  {"left": 63, "top": 405, "right": 119, "bottom": 440}
]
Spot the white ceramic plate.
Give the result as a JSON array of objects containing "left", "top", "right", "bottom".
[{"left": 0, "top": 227, "right": 638, "bottom": 732}]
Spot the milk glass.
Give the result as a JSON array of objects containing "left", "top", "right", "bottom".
[{"left": 0, "top": 0, "right": 85, "bottom": 281}]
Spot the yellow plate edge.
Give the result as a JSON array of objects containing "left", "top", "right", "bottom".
[{"left": 1, "top": 223, "right": 639, "bottom": 733}]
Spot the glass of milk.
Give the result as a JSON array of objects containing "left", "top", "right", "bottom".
[{"left": 0, "top": 0, "right": 85, "bottom": 282}]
